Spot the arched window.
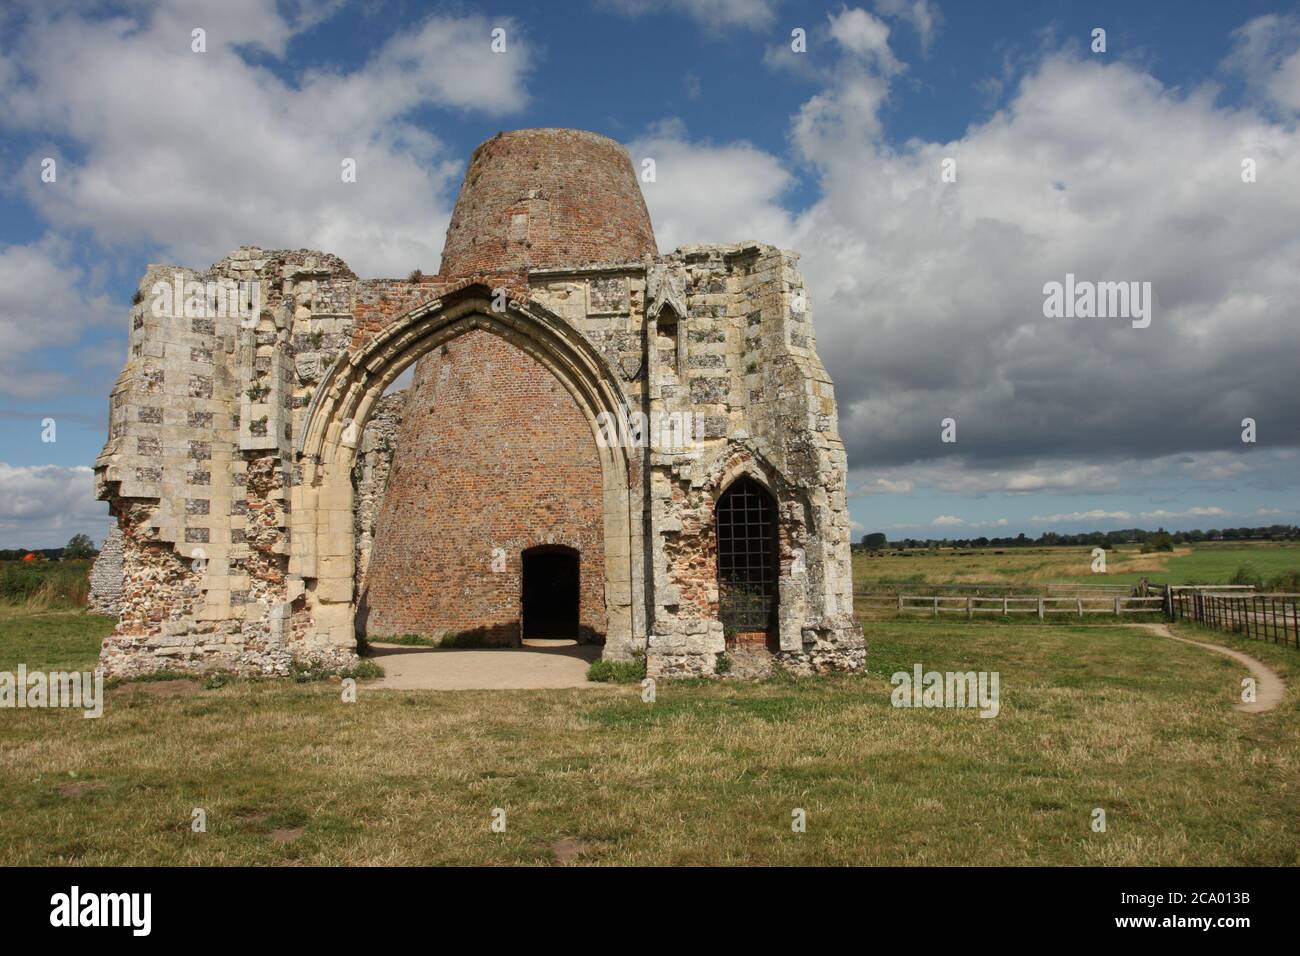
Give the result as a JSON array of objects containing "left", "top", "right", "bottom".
[{"left": 715, "top": 477, "right": 779, "bottom": 642}]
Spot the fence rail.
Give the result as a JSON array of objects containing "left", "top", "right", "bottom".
[
  {"left": 1169, "top": 588, "right": 1300, "bottom": 649},
  {"left": 857, "top": 593, "right": 1166, "bottom": 619}
]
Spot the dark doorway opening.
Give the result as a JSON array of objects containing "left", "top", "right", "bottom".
[
  {"left": 716, "top": 476, "right": 779, "bottom": 649},
  {"left": 522, "top": 545, "right": 580, "bottom": 640}
]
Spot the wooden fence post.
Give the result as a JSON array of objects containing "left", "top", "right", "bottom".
[
  {"left": 966, "top": 596, "right": 973, "bottom": 619},
  {"left": 1114, "top": 595, "right": 1121, "bottom": 617},
  {"left": 1038, "top": 597, "right": 1045, "bottom": 621}
]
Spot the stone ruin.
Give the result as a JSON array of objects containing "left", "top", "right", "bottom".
[
  {"left": 93, "top": 128, "right": 863, "bottom": 679},
  {"left": 86, "top": 526, "right": 124, "bottom": 617}
]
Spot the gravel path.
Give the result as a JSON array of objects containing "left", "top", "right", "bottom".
[{"left": 1135, "top": 623, "right": 1285, "bottom": 714}]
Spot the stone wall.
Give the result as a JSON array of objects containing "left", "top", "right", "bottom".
[
  {"left": 352, "top": 390, "right": 403, "bottom": 594},
  {"left": 86, "top": 524, "right": 124, "bottom": 617},
  {"left": 91, "top": 128, "right": 860, "bottom": 681}
]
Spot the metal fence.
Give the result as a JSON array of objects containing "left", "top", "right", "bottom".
[{"left": 1169, "top": 587, "right": 1300, "bottom": 649}]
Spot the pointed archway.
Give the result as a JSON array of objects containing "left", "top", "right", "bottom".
[{"left": 289, "top": 286, "right": 644, "bottom": 660}]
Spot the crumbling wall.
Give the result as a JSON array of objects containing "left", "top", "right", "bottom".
[
  {"left": 352, "top": 390, "right": 404, "bottom": 594},
  {"left": 639, "top": 243, "right": 861, "bottom": 678},
  {"left": 86, "top": 525, "right": 124, "bottom": 617},
  {"left": 93, "top": 236, "right": 859, "bottom": 680}
]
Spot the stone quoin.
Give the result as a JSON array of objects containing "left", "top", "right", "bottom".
[{"left": 93, "top": 128, "right": 862, "bottom": 679}]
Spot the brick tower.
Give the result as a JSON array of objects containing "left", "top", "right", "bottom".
[{"left": 360, "top": 129, "right": 658, "bottom": 643}]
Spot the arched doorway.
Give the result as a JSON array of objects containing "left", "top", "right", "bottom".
[
  {"left": 715, "top": 476, "right": 779, "bottom": 649},
  {"left": 522, "top": 545, "right": 580, "bottom": 641},
  {"left": 290, "top": 289, "right": 643, "bottom": 661}
]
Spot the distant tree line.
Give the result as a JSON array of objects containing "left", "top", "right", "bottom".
[
  {"left": 857, "top": 525, "right": 1300, "bottom": 551},
  {"left": 0, "top": 534, "right": 98, "bottom": 562}
]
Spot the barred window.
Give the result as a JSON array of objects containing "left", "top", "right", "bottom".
[{"left": 715, "top": 477, "right": 779, "bottom": 637}]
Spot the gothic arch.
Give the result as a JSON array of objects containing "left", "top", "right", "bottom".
[{"left": 289, "top": 286, "right": 643, "bottom": 658}]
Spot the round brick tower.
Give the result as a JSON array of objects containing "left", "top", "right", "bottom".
[
  {"left": 438, "top": 127, "right": 657, "bottom": 275},
  {"left": 361, "top": 129, "right": 655, "bottom": 644}
]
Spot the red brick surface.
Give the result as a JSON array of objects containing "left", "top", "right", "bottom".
[
  {"left": 360, "top": 329, "right": 606, "bottom": 643},
  {"left": 438, "top": 128, "right": 657, "bottom": 275}
]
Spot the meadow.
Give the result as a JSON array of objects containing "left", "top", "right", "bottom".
[
  {"left": 1, "top": 598, "right": 1296, "bottom": 865},
  {"left": 853, "top": 541, "right": 1300, "bottom": 591}
]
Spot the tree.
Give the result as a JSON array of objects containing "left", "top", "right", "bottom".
[
  {"left": 861, "top": 532, "right": 888, "bottom": 551},
  {"left": 63, "top": 533, "right": 97, "bottom": 560}
]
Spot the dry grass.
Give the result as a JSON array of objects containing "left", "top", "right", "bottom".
[{"left": 1, "top": 609, "right": 1296, "bottom": 865}]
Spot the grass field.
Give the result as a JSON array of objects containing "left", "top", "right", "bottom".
[
  {"left": 854, "top": 541, "right": 1300, "bottom": 590},
  {"left": 0, "top": 559, "right": 93, "bottom": 609},
  {"left": 1, "top": 606, "right": 1296, "bottom": 865}
]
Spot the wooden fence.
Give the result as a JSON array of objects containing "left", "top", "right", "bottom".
[
  {"left": 1169, "top": 588, "right": 1300, "bottom": 649},
  {"left": 857, "top": 593, "right": 1166, "bottom": 619}
]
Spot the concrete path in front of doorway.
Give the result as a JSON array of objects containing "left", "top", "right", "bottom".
[{"left": 363, "top": 640, "right": 606, "bottom": 691}]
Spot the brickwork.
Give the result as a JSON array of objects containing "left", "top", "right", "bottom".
[
  {"left": 92, "top": 127, "right": 861, "bottom": 680},
  {"left": 361, "top": 329, "right": 606, "bottom": 643},
  {"left": 439, "top": 128, "right": 657, "bottom": 275}
]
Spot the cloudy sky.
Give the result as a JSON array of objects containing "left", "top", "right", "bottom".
[{"left": 1, "top": 0, "right": 1297, "bottom": 547}]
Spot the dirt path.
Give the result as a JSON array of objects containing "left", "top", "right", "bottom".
[
  {"left": 362, "top": 641, "right": 606, "bottom": 691},
  {"left": 1134, "top": 623, "right": 1285, "bottom": 714}
]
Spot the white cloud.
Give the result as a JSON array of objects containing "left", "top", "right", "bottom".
[
  {"left": 1029, "top": 506, "right": 1233, "bottom": 526},
  {"left": 0, "top": 236, "right": 119, "bottom": 399},
  {"left": 0, "top": 463, "right": 109, "bottom": 547},
  {"left": 1223, "top": 14, "right": 1300, "bottom": 115},
  {"left": 628, "top": 119, "right": 796, "bottom": 252},
  {"left": 784, "top": 27, "right": 1300, "bottom": 473},
  {"left": 0, "top": 4, "right": 534, "bottom": 279},
  {"left": 599, "top": 0, "right": 777, "bottom": 31},
  {"left": 874, "top": 0, "right": 942, "bottom": 54},
  {"left": 931, "top": 514, "right": 965, "bottom": 526},
  {"left": 848, "top": 450, "right": 1294, "bottom": 500},
  {"left": 829, "top": 7, "right": 900, "bottom": 73},
  {"left": 852, "top": 477, "right": 914, "bottom": 496}
]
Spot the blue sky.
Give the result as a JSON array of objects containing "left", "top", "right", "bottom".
[{"left": 1, "top": 0, "right": 1298, "bottom": 547}]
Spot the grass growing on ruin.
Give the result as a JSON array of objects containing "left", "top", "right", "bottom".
[
  {"left": 1, "top": 609, "right": 1296, "bottom": 866},
  {"left": 586, "top": 657, "right": 646, "bottom": 683}
]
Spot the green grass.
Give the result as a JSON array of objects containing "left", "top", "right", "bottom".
[
  {"left": 1161, "top": 544, "right": 1300, "bottom": 585},
  {"left": 854, "top": 542, "right": 1300, "bottom": 589},
  {"left": 1, "top": 608, "right": 1296, "bottom": 865},
  {"left": 0, "top": 607, "right": 113, "bottom": 671},
  {"left": 376, "top": 632, "right": 494, "bottom": 648},
  {"left": 586, "top": 657, "right": 646, "bottom": 683},
  {"left": 0, "top": 560, "right": 93, "bottom": 609}
]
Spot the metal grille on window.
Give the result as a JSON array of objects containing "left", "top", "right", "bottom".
[{"left": 715, "top": 477, "right": 778, "bottom": 635}]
